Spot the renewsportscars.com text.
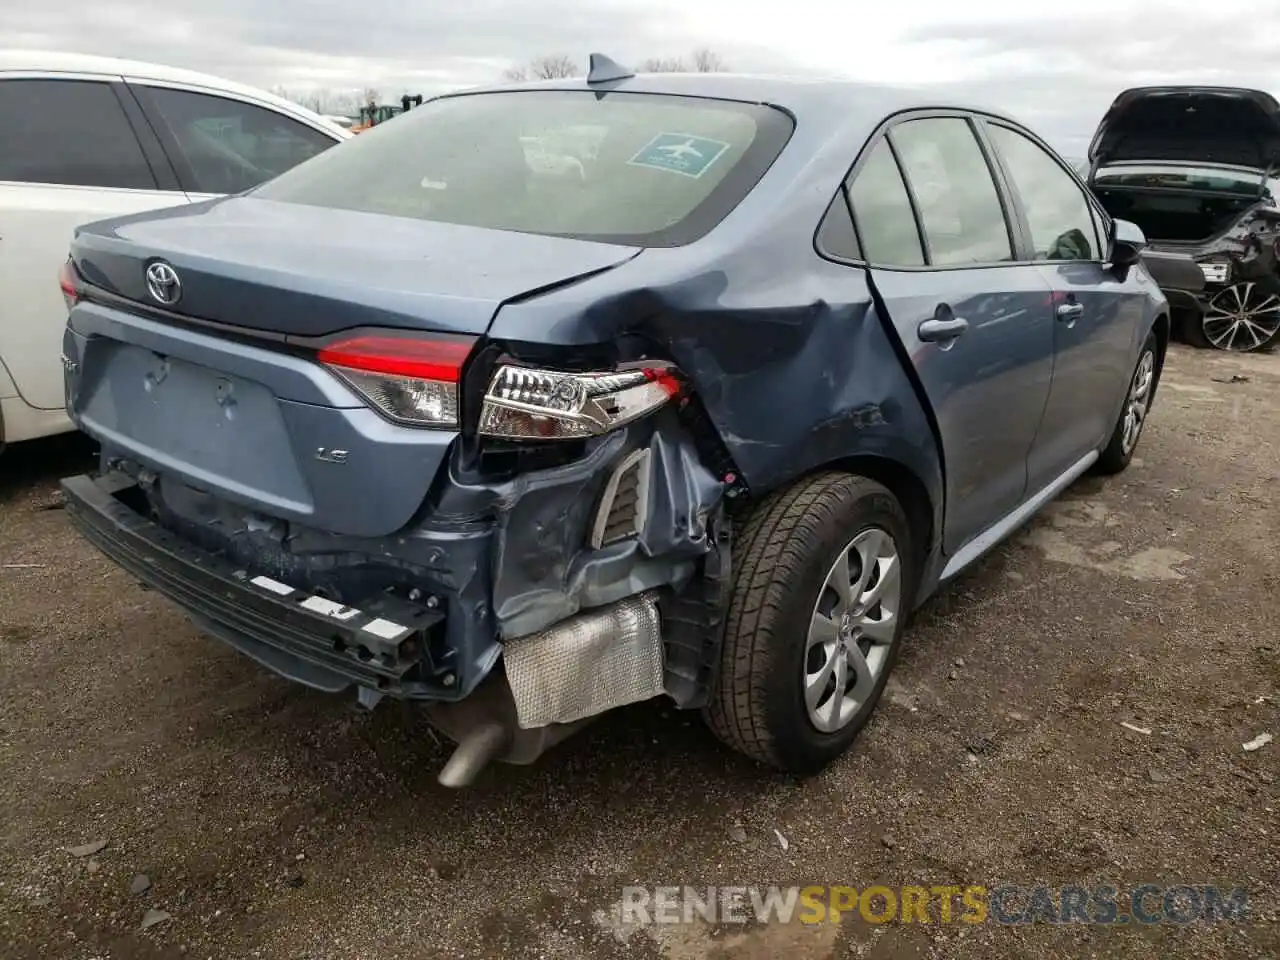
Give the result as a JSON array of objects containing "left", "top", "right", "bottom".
[{"left": 619, "top": 884, "right": 1248, "bottom": 926}]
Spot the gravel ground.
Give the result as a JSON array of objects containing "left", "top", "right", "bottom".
[{"left": 0, "top": 343, "right": 1277, "bottom": 960}]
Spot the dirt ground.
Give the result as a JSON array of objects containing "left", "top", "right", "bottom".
[{"left": 0, "top": 343, "right": 1276, "bottom": 960}]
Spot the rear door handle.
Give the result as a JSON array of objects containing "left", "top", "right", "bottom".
[
  {"left": 1056, "top": 303, "right": 1084, "bottom": 321},
  {"left": 917, "top": 316, "right": 970, "bottom": 342}
]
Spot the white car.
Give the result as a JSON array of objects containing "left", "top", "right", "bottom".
[{"left": 0, "top": 51, "right": 351, "bottom": 449}]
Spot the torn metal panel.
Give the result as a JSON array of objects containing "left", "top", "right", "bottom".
[
  {"left": 129, "top": 461, "right": 503, "bottom": 700},
  {"left": 489, "top": 413, "right": 723, "bottom": 639},
  {"left": 485, "top": 428, "right": 625, "bottom": 634},
  {"left": 659, "top": 505, "right": 730, "bottom": 710},
  {"left": 133, "top": 395, "right": 727, "bottom": 701},
  {"left": 636, "top": 426, "right": 725, "bottom": 556}
]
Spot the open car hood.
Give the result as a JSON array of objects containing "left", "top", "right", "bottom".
[{"left": 1088, "top": 86, "right": 1280, "bottom": 171}]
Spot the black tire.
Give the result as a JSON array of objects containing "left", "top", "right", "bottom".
[
  {"left": 704, "top": 472, "right": 916, "bottom": 773},
  {"left": 1176, "top": 311, "right": 1212, "bottom": 350},
  {"left": 1096, "top": 330, "right": 1159, "bottom": 475}
]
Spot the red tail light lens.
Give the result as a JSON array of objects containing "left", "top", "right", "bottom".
[
  {"left": 317, "top": 334, "right": 475, "bottom": 428},
  {"left": 479, "top": 363, "right": 683, "bottom": 441},
  {"left": 58, "top": 259, "right": 81, "bottom": 310}
]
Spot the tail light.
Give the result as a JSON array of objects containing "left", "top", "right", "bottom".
[
  {"left": 58, "top": 259, "right": 81, "bottom": 310},
  {"left": 317, "top": 334, "right": 475, "bottom": 428},
  {"left": 479, "top": 363, "right": 682, "bottom": 441}
]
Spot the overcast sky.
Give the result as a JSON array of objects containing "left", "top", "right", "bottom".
[{"left": 7, "top": 0, "right": 1280, "bottom": 155}]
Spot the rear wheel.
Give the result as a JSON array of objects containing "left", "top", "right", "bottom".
[
  {"left": 1199, "top": 282, "right": 1280, "bottom": 352},
  {"left": 1096, "top": 331, "right": 1158, "bottom": 475},
  {"left": 704, "top": 472, "right": 915, "bottom": 773}
]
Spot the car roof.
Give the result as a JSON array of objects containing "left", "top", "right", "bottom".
[
  {"left": 1114, "top": 83, "right": 1278, "bottom": 102},
  {"left": 0, "top": 49, "right": 351, "bottom": 139},
  {"left": 458, "top": 71, "right": 1019, "bottom": 132},
  {"left": 430, "top": 71, "right": 1042, "bottom": 259}
]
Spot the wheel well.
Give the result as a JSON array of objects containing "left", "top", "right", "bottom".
[
  {"left": 816, "top": 455, "right": 935, "bottom": 559},
  {"left": 1150, "top": 313, "right": 1171, "bottom": 401},
  {"left": 1152, "top": 313, "right": 1170, "bottom": 367}
]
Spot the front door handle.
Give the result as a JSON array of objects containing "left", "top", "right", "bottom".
[
  {"left": 917, "top": 316, "right": 970, "bottom": 342},
  {"left": 1056, "top": 302, "right": 1084, "bottom": 321}
]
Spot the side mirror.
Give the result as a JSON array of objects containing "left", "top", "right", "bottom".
[{"left": 1109, "top": 218, "right": 1147, "bottom": 268}]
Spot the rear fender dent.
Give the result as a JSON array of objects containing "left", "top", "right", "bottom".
[{"left": 737, "top": 296, "right": 944, "bottom": 549}]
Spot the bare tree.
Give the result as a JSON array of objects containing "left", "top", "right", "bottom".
[
  {"left": 326, "top": 91, "right": 363, "bottom": 116},
  {"left": 639, "top": 49, "right": 728, "bottom": 73},
  {"left": 503, "top": 54, "right": 580, "bottom": 82},
  {"left": 691, "top": 47, "right": 728, "bottom": 72},
  {"left": 640, "top": 56, "right": 687, "bottom": 73},
  {"left": 501, "top": 49, "right": 725, "bottom": 82},
  {"left": 270, "top": 86, "right": 369, "bottom": 117},
  {"left": 270, "top": 86, "right": 324, "bottom": 114}
]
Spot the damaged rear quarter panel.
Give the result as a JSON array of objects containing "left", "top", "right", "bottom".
[
  {"left": 474, "top": 102, "right": 949, "bottom": 651},
  {"left": 485, "top": 210, "right": 945, "bottom": 562},
  {"left": 437, "top": 412, "right": 723, "bottom": 641}
]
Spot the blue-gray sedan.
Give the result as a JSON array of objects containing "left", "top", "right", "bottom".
[{"left": 58, "top": 56, "right": 1168, "bottom": 785}]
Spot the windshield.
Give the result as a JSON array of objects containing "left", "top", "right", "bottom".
[
  {"left": 253, "top": 90, "right": 794, "bottom": 246},
  {"left": 1093, "top": 163, "right": 1280, "bottom": 198}
]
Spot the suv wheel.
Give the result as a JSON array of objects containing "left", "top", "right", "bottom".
[
  {"left": 1096, "top": 331, "right": 1158, "bottom": 475},
  {"left": 705, "top": 472, "right": 915, "bottom": 773}
]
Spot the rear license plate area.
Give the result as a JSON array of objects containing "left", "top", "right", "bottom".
[{"left": 79, "top": 343, "right": 311, "bottom": 509}]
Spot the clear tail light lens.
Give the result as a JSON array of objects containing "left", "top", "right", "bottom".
[
  {"left": 317, "top": 335, "right": 475, "bottom": 428},
  {"left": 479, "top": 364, "right": 681, "bottom": 440}
]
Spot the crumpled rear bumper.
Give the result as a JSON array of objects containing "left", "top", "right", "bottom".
[
  {"left": 61, "top": 471, "right": 472, "bottom": 701},
  {"left": 61, "top": 405, "right": 731, "bottom": 785}
]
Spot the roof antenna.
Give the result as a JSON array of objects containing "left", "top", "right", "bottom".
[{"left": 587, "top": 53, "right": 634, "bottom": 84}]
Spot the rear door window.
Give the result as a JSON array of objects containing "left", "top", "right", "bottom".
[
  {"left": 847, "top": 139, "right": 925, "bottom": 266},
  {"left": 889, "top": 117, "right": 1013, "bottom": 266},
  {"left": 253, "top": 90, "right": 795, "bottom": 247},
  {"left": 0, "top": 79, "right": 157, "bottom": 190},
  {"left": 137, "top": 86, "right": 336, "bottom": 195},
  {"left": 988, "top": 124, "right": 1101, "bottom": 261},
  {"left": 816, "top": 192, "right": 861, "bottom": 261}
]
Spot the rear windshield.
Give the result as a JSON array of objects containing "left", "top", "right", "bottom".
[{"left": 253, "top": 90, "right": 794, "bottom": 246}]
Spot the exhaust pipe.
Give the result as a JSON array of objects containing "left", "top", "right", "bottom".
[
  {"left": 437, "top": 721, "right": 509, "bottom": 788},
  {"left": 428, "top": 592, "right": 665, "bottom": 787}
]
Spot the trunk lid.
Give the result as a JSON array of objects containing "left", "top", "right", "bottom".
[
  {"left": 64, "top": 198, "right": 641, "bottom": 539},
  {"left": 1088, "top": 86, "right": 1280, "bottom": 171},
  {"left": 64, "top": 301, "right": 461, "bottom": 539},
  {"left": 70, "top": 196, "right": 641, "bottom": 338}
]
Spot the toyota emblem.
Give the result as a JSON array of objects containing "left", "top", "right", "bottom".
[{"left": 145, "top": 261, "right": 182, "bottom": 306}]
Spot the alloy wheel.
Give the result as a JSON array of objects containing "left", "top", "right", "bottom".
[
  {"left": 1202, "top": 282, "right": 1280, "bottom": 352},
  {"left": 804, "top": 527, "right": 902, "bottom": 734},
  {"left": 1121, "top": 348, "right": 1155, "bottom": 456}
]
